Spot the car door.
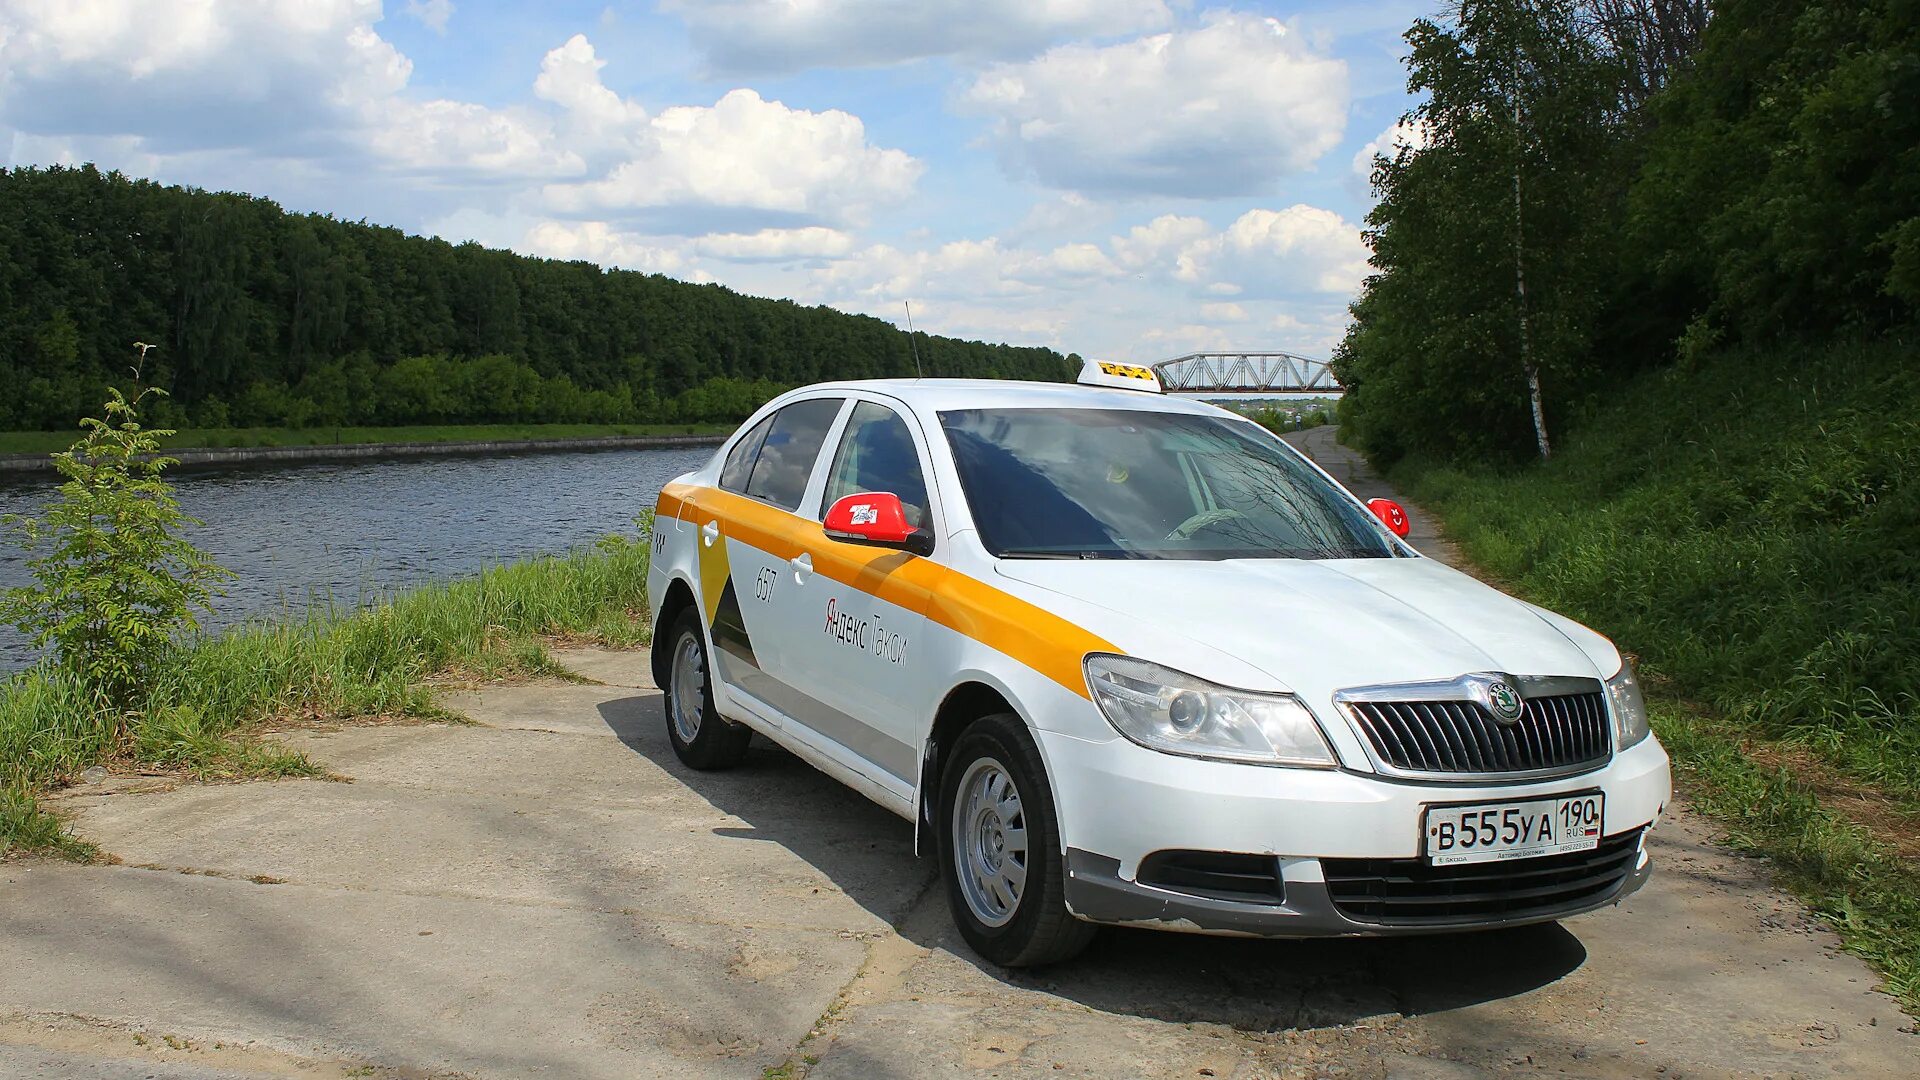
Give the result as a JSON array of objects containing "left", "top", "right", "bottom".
[
  {"left": 778, "top": 397, "right": 939, "bottom": 795},
  {"left": 690, "top": 396, "right": 846, "bottom": 725}
]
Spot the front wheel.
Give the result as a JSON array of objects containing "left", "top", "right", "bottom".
[
  {"left": 939, "top": 713, "right": 1095, "bottom": 967},
  {"left": 662, "top": 608, "right": 752, "bottom": 770}
]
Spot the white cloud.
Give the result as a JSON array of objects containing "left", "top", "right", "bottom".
[
  {"left": 800, "top": 204, "right": 1363, "bottom": 360},
  {"left": 521, "top": 220, "right": 688, "bottom": 275},
  {"left": 663, "top": 0, "right": 1172, "bottom": 75},
  {"left": 0, "top": 9, "right": 919, "bottom": 232},
  {"left": 1167, "top": 206, "right": 1370, "bottom": 296},
  {"left": 696, "top": 227, "right": 855, "bottom": 261},
  {"left": 403, "top": 0, "right": 455, "bottom": 35},
  {"left": 0, "top": 0, "right": 409, "bottom": 153},
  {"left": 543, "top": 88, "right": 921, "bottom": 228},
  {"left": 1352, "top": 117, "right": 1429, "bottom": 180},
  {"left": 963, "top": 12, "right": 1349, "bottom": 196},
  {"left": 1112, "top": 214, "right": 1211, "bottom": 274},
  {"left": 369, "top": 99, "right": 582, "bottom": 177}
]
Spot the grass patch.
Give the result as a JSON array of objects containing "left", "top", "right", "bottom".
[
  {"left": 1656, "top": 702, "right": 1920, "bottom": 1011},
  {"left": 2, "top": 534, "right": 653, "bottom": 858},
  {"left": 1, "top": 782, "right": 99, "bottom": 861},
  {"left": 0, "top": 422, "right": 730, "bottom": 456},
  {"left": 1389, "top": 335, "right": 1919, "bottom": 1010}
]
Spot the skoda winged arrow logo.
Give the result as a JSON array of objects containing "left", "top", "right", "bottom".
[{"left": 1486, "top": 681, "right": 1524, "bottom": 725}]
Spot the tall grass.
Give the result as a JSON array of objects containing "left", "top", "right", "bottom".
[
  {"left": 2, "top": 534, "right": 653, "bottom": 856},
  {"left": 1400, "top": 337, "right": 1920, "bottom": 798},
  {"left": 1392, "top": 335, "right": 1920, "bottom": 1009}
]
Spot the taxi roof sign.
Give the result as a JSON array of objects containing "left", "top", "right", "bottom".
[{"left": 1077, "top": 358, "right": 1163, "bottom": 393}]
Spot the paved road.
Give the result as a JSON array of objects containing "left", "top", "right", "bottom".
[{"left": 1, "top": 428, "right": 1912, "bottom": 1078}]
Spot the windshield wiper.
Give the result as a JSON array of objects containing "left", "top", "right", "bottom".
[{"left": 996, "top": 547, "right": 1137, "bottom": 560}]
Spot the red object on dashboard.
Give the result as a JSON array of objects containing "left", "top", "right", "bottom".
[
  {"left": 824, "top": 492, "right": 915, "bottom": 544},
  {"left": 1368, "top": 498, "right": 1412, "bottom": 538}
]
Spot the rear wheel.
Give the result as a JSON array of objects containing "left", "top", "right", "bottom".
[
  {"left": 662, "top": 608, "right": 752, "bottom": 770},
  {"left": 939, "top": 712, "right": 1095, "bottom": 967}
]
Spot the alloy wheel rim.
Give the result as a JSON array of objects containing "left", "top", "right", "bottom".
[
  {"left": 670, "top": 632, "right": 706, "bottom": 744},
  {"left": 953, "top": 756, "right": 1027, "bottom": 928}
]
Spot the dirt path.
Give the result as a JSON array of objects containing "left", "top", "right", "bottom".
[{"left": 0, "top": 429, "right": 1911, "bottom": 1079}]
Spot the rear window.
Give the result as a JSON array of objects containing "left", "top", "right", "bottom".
[
  {"left": 719, "top": 414, "right": 774, "bottom": 494},
  {"left": 745, "top": 397, "right": 844, "bottom": 510}
]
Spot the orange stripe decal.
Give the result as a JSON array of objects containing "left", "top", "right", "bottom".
[{"left": 663, "top": 483, "right": 1113, "bottom": 698}]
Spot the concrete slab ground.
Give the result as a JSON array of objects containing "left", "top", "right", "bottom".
[{"left": 1, "top": 429, "right": 1912, "bottom": 1078}]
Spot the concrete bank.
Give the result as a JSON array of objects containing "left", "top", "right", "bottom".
[{"left": 0, "top": 432, "right": 726, "bottom": 474}]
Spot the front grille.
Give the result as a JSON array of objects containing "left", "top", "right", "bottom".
[
  {"left": 1323, "top": 828, "right": 1644, "bottom": 926},
  {"left": 1346, "top": 691, "right": 1609, "bottom": 777},
  {"left": 1137, "top": 850, "right": 1285, "bottom": 904}
]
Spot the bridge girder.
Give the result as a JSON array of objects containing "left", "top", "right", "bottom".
[{"left": 1151, "top": 352, "right": 1341, "bottom": 394}]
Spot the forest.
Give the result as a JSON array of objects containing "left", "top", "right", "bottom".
[
  {"left": 0, "top": 166, "right": 1075, "bottom": 431},
  {"left": 1336, "top": 0, "right": 1918, "bottom": 465}
]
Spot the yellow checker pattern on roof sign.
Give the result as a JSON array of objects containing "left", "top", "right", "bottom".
[{"left": 1098, "top": 362, "right": 1156, "bottom": 381}]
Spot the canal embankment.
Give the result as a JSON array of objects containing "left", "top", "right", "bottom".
[{"left": 0, "top": 431, "right": 726, "bottom": 474}]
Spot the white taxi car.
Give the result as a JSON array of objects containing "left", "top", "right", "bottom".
[{"left": 646, "top": 361, "right": 1671, "bottom": 967}]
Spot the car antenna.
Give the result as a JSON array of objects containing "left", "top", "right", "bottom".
[{"left": 904, "top": 300, "right": 925, "bottom": 379}]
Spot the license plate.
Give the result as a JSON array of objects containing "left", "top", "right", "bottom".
[{"left": 1424, "top": 793, "right": 1604, "bottom": 866}]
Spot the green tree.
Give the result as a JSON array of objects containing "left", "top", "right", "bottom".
[
  {"left": 1336, "top": 0, "right": 1626, "bottom": 465},
  {"left": 0, "top": 352, "right": 231, "bottom": 705}
]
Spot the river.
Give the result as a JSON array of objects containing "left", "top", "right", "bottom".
[{"left": 0, "top": 445, "right": 714, "bottom": 674}]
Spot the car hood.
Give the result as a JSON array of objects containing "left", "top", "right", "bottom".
[{"left": 992, "top": 555, "right": 1613, "bottom": 698}]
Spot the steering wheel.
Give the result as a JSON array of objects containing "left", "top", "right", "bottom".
[{"left": 1165, "top": 507, "right": 1248, "bottom": 542}]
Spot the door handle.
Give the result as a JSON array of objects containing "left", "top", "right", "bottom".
[
  {"left": 789, "top": 552, "right": 813, "bottom": 581},
  {"left": 701, "top": 520, "right": 720, "bottom": 547}
]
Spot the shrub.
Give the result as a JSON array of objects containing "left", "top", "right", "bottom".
[{"left": 0, "top": 365, "right": 231, "bottom": 706}]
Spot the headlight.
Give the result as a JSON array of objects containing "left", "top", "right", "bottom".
[
  {"left": 1604, "top": 657, "right": 1651, "bottom": 749},
  {"left": 1083, "top": 654, "right": 1335, "bottom": 767}
]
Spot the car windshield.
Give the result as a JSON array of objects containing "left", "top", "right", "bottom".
[{"left": 939, "top": 407, "right": 1396, "bottom": 561}]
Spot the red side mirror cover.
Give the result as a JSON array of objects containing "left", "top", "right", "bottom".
[
  {"left": 824, "top": 492, "right": 914, "bottom": 544},
  {"left": 1368, "top": 498, "right": 1411, "bottom": 538}
]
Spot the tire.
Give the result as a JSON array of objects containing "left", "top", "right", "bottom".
[
  {"left": 662, "top": 607, "right": 752, "bottom": 770},
  {"left": 938, "top": 712, "right": 1096, "bottom": 967}
]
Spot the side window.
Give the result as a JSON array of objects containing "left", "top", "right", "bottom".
[
  {"left": 745, "top": 397, "right": 844, "bottom": 510},
  {"left": 719, "top": 414, "right": 774, "bottom": 494},
  {"left": 823, "top": 401, "right": 931, "bottom": 529}
]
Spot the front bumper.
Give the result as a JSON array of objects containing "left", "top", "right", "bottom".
[
  {"left": 1064, "top": 831, "right": 1655, "bottom": 937},
  {"left": 1037, "top": 726, "right": 1671, "bottom": 936}
]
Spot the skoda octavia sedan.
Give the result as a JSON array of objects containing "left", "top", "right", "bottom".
[{"left": 645, "top": 361, "right": 1671, "bottom": 967}]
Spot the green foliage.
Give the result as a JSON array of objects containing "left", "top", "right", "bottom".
[
  {"left": 1, "top": 783, "right": 98, "bottom": 861},
  {"left": 1339, "top": 0, "right": 1920, "bottom": 466},
  {"left": 0, "top": 379, "right": 231, "bottom": 705},
  {"left": 1627, "top": 0, "right": 1920, "bottom": 342},
  {"left": 0, "top": 165, "right": 1074, "bottom": 432},
  {"left": 1398, "top": 337, "right": 1920, "bottom": 800},
  {"left": 1247, "top": 404, "right": 1336, "bottom": 433},
  {"left": 1336, "top": 0, "right": 1626, "bottom": 466}
]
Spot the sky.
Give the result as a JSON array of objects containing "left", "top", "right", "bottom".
[{"left": 0, "top": 0, "right": 1432, "bottom": 364}]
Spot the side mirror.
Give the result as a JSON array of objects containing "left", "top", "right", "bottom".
[
  {"left": 1368, "top": 498, "right": 1411, "bottom": 538},
  {"left": 824, "top": 492, "right": 935, "bottom": 556}
]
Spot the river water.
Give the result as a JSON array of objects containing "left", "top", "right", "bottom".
[{"left": 0, "top": 445, "right": 714, "bottom": 674}]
